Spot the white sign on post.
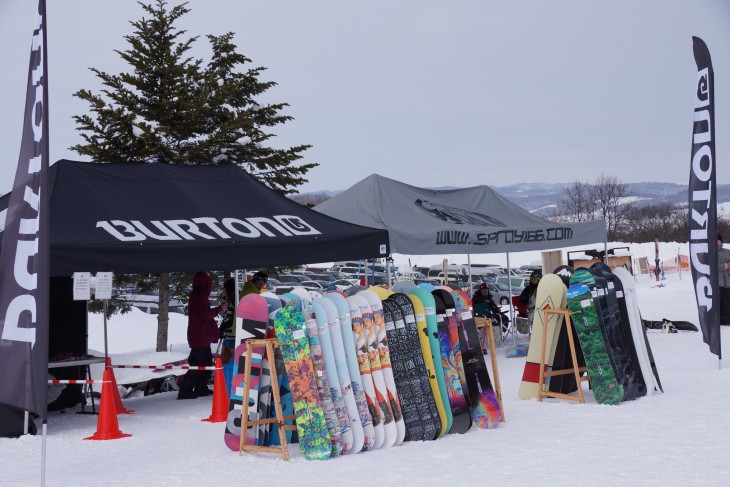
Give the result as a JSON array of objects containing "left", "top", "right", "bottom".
[
  {"left": 73, "top": 272, "right": 91, "bottom": 301},
  {"left": 95, "top": 272, "right": 113, "bottom": 300}
]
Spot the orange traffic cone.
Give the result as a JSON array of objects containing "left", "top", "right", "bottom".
[
  {"left": 106, "top": 357, "right": 134, "bottom": 414},
  {"left": 85, "top": 368, "right": 132, "bottom": 440},
  {"left": 202, "top": 357, "right": 229, "bottom": 423}
]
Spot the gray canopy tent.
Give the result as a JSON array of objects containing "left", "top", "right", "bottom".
[
  {"left": 315, "top": 174, "right": 606, "bottom": 255},
  {"left": 315, "top": 174, "right": 607, "bottom": 337}
]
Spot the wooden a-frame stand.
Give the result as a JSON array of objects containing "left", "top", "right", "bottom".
[
  {"left": 239, "top": 338, "right": 297, "bottom": 461},
  {"left": 474, "top": 317, "right": 505, "bottom": 422},
  {"left": 537, "top": 309, "right": 588, "bottom": 404}
]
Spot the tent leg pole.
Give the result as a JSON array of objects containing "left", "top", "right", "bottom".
[
  {"left": 468, "top": 254, "right": 472, "bottom": 292},
  {"left": 41, "top": 419, "right": 47, "bottom": 487},
  {"left": 506, "top": 252, "right": 515, "bottom": 345},
  {"left": 386, "top": 256, "right": 392, "bottom": 289}
]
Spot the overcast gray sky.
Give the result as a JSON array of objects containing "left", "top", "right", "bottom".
[{"left": 1, "top": 0, "right": 729, "bottom": 196}]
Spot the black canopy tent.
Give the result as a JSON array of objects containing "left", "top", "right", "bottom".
[
  {"left": 0, "top": 160, "right": 389, "bottom": 401},
  {"left": 0, "top": 160, "right": 390, "bottom": 275}
]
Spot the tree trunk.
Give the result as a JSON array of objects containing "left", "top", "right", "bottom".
[{"left": 156, "top": 272, "right": 170, "bottom": 352}]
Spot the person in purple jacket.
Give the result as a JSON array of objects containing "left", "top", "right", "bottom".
[{"left": 178, "top": 272, "right": 227, "bottom": 400}]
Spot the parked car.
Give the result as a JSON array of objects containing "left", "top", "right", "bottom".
[
  {"left": 300, "top": 280, "right": 326, "bottom": 291},
  {"left": 278, "top": 274, "right": 308, "bottom": 284},
  {"left": 332, "top": 279, "right": 356, "bottom": 291},
  {"left": 496, "top": 276, "right": 529, "bottom": 294},
  {"left": 321, "top": 270, "right": 346, "bottom": 280}
]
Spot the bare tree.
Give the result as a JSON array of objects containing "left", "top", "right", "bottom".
[
  {"left": 593, "top": 174, "right": 633, "bottom": 240},
  {"left": 553, "top": 180, "right": 597, "bottom": 222}
]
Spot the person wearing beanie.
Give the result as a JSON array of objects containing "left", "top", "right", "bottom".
[
  {"left": 718, "top": 234, "right": 730, "bottom": 326},
  {"left": 178, "top": 272, "right": 226, "bottom": 399},
  {"left": 242, "top": 271, "right": 268, "bottom": 297}
]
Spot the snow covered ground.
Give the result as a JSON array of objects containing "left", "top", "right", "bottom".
[{"left": 2, "top": 242, "right": 730, "bottom": 486}]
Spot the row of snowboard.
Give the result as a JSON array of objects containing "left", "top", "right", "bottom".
[
  {"left": 224, "top": 285, "right": 502, "bottom": 460},
  {"left": 519, "top": 263, "right": 663, "bottom": 405}
]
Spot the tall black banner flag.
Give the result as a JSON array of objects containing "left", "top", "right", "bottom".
[
  {"left": 0, "top": 0, "right": 50, "bottom": 416},
  {"left": 689, "top": 36, "right": 720, "bottom": 359}
]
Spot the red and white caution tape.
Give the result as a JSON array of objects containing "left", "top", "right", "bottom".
[
  {"left": 110, "top": 364, "right": 218, "bottom": 371},
  {"left": 48, "top": 379, "right": 109, "bottom": 385}
]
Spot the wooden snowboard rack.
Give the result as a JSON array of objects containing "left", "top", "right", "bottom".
[
  {"left": 537, "top": 309, "right": 588, "bottom": 404},
  {"left": 239, "top": 338, "right": 296, "bottom": 461},
  {"left": 474, "top": 317, "right": 505, "bottom": 422}
]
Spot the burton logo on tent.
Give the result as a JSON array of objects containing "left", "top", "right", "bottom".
[
  {"left": 415, "top": 199, "right": 505, "bottom": 226},
  {"left": 96, "top": 215, "right": 321, "bottom": 242}
]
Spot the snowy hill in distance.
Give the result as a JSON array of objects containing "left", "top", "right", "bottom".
[{"left": 294, "top": 181, "right": 730, "bottom": 217}]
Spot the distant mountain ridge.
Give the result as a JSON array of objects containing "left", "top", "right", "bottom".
[{"left": 292, "top": 181, "right": 730, "bottom": 215}]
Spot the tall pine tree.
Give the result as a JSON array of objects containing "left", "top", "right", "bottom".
[{"left": 72, "top": 1, "right": 316, "bottom": 351}]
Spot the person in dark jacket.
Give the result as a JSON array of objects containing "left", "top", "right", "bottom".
[
  {"left": 520, "top": 270, "right": 542, "bottom": 326},
  {"left": 178, "top": 272, "right": 226, "bottom": 400},
  {"left": 473, "top": 283, "right": 509, "bottom": 332}
]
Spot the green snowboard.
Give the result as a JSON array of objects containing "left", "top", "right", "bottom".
[
  {"left": 565, "top": 282, "right": 622, "bottom": 406},
  {"left": 273, "top": 304, "right": 332, "bottom": 460}
]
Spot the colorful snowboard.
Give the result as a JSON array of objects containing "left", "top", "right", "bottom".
[
  {"left": 431, "top": 292, "right": 471, "bottom": 434},
  {"left": 450, "top": 289, "right": 502, "bottom": 428},
  {"left": 358, "top": 290, "right": 406, "bottom": 445},
  {"left": 565, "top": 281, "right": 622, "bottom": 405},
  {"left": 350, "top": 294, "right": 397, "bottom": 448},
  {"left": 408, "top": 287, "right": 453, "bottom": 434},
  {"left": 304, "top": 303, "right": 342, "bottom": 457},
  {"left": 584, "top": 268, "right": 639, "bottom": 401},
  {"left": 223, "top": 293, "right": 268, "bottom": 451},
  {"left": 324, "top": 292, "right": 375, "bottom": 451},
  {"left": 312, "top": 299, "right": 354, "bottom": 454},
  {"left": 346, "top": 296, "right": 386, "bottom": 449},
  {"left": 274, "top": 303, "right": 332, "bottom": 460},
  {"left": 431, "top": 289, "right": 471, "bottom": 414}
]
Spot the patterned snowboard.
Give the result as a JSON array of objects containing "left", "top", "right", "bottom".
[
  {"left": 346, "top": 296, "right": 386, "bottom": 449},
  {"left": 304, "top": 303, "right": 342, "bottom": 457},
  {"left": 382, "top": 299, "right": 424, "bottom": 442},
  {"left": 350, "top": 294, "right": 397, "bottom": 448},
  {"left": 388, "top": 293, "right": 441, "bottom": 440},
  {"left": 431, "top": 289, "right": 471, "bottom": 413},
  {"left": 613, "top": 267, "right": 663, "bottom": 394},
  {"left": 223, "top": 293, "right": 268, "bottom": 451},
  {"left": 324, "top": 291, "right": 375, "bottom": 450},
  {"left": 591, "top": 263, "right": 646, "bottom": 399},
  {"left": 358, "top": 290, "right": 406, "bottom": 445},
  {"left": 408, "top": 288, "right": 453, "bottom": 434},
  {"left": 450, "top": 289, "right": 502, "bottom": 428},
  {"left": 519, "top": 274, "right": 567, "bottom": 400},
  {"left": 273, "top": 303, "right": 332, "bottom": 460},
  {"left": 583, "top": 268, "right": 639, "bottom": 401},
  {"left": 317, "top": 297, "right": 365, "bottom": 453},
  {"left": 431, "top": 292, "right": 471, "bottom": 434},
  {"left": 565, "top": 281, "right": 623, "bottom": 405},
  {"left": 312, "top": 299, "right": 354, "bottom": 454},
  {"left": 406, "top": 293, "right": 449, "bottom": 437}
]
